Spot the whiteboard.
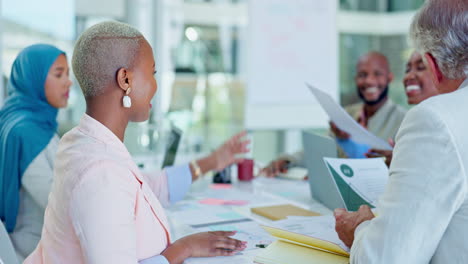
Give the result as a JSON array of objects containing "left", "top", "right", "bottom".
[{"left": 246, "top": 0, "right": 338, "bottom": 129}]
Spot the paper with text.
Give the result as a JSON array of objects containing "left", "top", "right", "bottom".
[
  {"left": 324, "top": 157, "right": 388, "bottom": 211},
  {"left": 306, "top": 83, "right": 392, "bottom": 150},
  {"left": 272, "top": 215, "right": 349, "bottom": 253}
]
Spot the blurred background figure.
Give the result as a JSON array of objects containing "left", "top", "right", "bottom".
[
  {"left": 261, "top": 51, "right": 406, "bottom": 176},
  {"left": 0, "top": 44, "right": 71, "bottom": 262}
]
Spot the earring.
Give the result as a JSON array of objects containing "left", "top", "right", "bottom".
[{"left": 123, "top": 87, "right": 132, "bottom": 108}]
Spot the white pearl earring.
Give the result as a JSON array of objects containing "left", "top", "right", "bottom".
[{"left": 123, "top": 87, "right": 132, "bottom": 108}]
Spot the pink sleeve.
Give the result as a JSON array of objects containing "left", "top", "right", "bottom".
[
  {"left": 141, "top": 170, "right": 170, "bottom": 207},
  {"left": 142, "top": 164, "right": 192, "bottom": 207},
  {"left": 70, "top": 163, "right": 141, "bottom": 264}
]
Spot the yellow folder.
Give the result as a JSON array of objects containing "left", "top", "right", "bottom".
[
  {"left": 250, "top": 204, "right": 321, "bottom": 221},
  {"left": 254, "top": 225, "right": 350, "bottom": 264}
]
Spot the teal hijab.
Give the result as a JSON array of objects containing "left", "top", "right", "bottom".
[{"left": 0, "top": 44, "right": 64, "bottom": 232}]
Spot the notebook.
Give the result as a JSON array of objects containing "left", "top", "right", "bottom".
[
  {"left": 254, "top": 240, "right": 349, "bottom": 264},
  {"left": 254, "top": 215, "right": 349, "bottom": 264},
  {"left": 251, "top": 204, "right": 320, "bottom": 221}
]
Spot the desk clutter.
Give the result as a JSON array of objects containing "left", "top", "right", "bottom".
[
  {"left": 165, "top": 176, "right": 351, "bottom": 264},
  {"left": 162, "top": 152, "right": 390, "bottom": 263},
  {"left": 255, "top": 215, "right": 349, "bottom": 264}
]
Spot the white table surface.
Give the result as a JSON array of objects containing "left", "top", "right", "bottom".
[{"left": 164, "top": 174, "right": 333, "bottom": 264}]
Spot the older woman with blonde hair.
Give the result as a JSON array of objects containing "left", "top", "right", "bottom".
[{"left": 25, "top": 21, "right": 247, "bottom": 264}]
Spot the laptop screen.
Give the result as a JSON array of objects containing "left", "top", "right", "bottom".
[
  {"left": 302, "top": 131, "right": 344, "bottom": 210},
  {"left": 161, "top": 126, "right": 182, "bottom": 169}
]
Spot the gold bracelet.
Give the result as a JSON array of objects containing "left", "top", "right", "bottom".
[{"left": 190, "top": 160, "right": 202, "bottom": 179}]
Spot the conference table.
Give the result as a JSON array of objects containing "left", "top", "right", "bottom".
[{"left": 164, "top": 173, "right": 333, "bottom": 264}]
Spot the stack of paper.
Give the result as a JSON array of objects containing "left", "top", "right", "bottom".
[{"left": 254, "top": 215, "right": 349, "bottom": 264}]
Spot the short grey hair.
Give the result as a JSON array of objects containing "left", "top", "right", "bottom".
[
  {"left": 72, "top": 21, "right": 144, "bottom": 97},
  {"left": 410, "top": 0, "right": 468, "bottom": 79}
]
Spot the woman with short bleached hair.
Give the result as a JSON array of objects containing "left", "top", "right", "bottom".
[{"left": 25, "top": 21, "right": 246, "bottom": 264}]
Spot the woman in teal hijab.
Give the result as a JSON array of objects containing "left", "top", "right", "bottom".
[{"left": 0, "top": 44, "right": 72, "bottom": 260}]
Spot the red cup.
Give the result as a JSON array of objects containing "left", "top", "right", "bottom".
[{"left": 237, "top": 159, "right": 254, "bottom": 181}]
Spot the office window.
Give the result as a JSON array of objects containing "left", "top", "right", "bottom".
[
  {"left": 340, "top": 0, "right": 424, "bottom": 12},
  {"left": 0, "top": 0, "right": 426, "bottom": 161},
  {"left": 168, "top": 23, "right": 244, "bottom": 153},
  {"left": 1, "top": 0, "right": 76, "bottom": 132}
]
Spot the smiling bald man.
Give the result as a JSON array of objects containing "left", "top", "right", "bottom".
[{"left": 262, "top": 51, "right": 407, "bottom": 176}]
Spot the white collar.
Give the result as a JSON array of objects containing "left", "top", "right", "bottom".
[{"left": 460, "top": 78, "right": 468, "bottom": 89}]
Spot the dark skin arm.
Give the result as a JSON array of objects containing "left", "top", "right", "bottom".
[
  {"left": 365, "top": 139, "right": 395, "bottom": 167},
  {"left": 260, "top": 159, "right": 290, "bottom": 177},
  {"left": 260, "top": 121, "right": 351, "bottom": 178},
  {"left": 366, "top": 149, "right": 393, "bottom": 167},
  {"left": 189, "top": 131, "right": 250, "bottom": 181},
  {"left": 330, "top": 121, "right": 351, "bottom": 140},
  {"left": 162, "top": 231, "right": 247, "bottom": 264}
]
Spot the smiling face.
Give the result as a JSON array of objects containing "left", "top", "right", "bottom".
[
  {"left": 403, "top": 52, "right": 439, "bottom": 105},
  {"left": 44, "top": 54, "right": 72, "bottom": 108},
  {"left": 127, "top": 40, "right": 158, "bottom": 122},
  {"left": 355, "top": 53, "right": 393, "bottom": 105}
]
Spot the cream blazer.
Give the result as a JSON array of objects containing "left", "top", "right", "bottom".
[{"left": 351, "top": 79, "right": 468, "bottom": 263}]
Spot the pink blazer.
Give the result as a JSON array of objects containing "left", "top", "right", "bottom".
[{"left": 25, "top": 114, "right": 172, "bottom": 263}]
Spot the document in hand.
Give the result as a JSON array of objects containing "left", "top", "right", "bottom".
[
  {"left": 306, "top": 83, "right": 392, "bottom": 150},
  {"left": 254, "top": 215, "right": 349, "bottom": 264},
  {"left": 323, "top": 157, "right": 388, "bottom": 211}
]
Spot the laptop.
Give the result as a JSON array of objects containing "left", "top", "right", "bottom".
[
  {"left": 302, "top": 131, "right": 345, "bottom": 210},
  {"left": 161, "top": 125, "right": 182, "bottom": 169}
]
